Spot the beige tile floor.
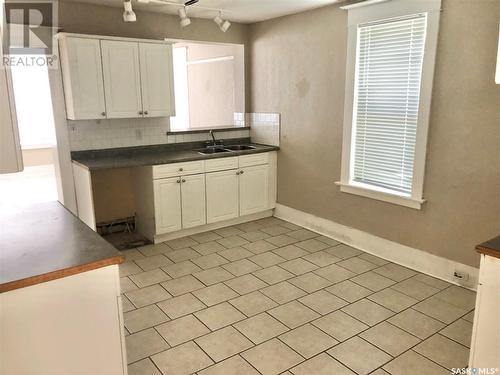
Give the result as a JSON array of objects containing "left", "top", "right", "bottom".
[{"left": 120, "top": 217, "right": 476, "bottom": 375}]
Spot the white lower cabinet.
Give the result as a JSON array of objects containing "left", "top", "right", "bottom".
[
  {"left": 239, "top": 164, "right": 269, "bottom": 216},
  {"left": 181, "top": 174, "right": 206, "bottom": 229},
  {"left": 154, "top": 177, "right": 182, "bottom": 234},
  {"left": 134, "top": 151, "right": 277, "bottom": 242},
  {"left": 206, "top": 169, "right": 239, "bottom": 224},
  {"left": 154, "top": 174, "right": 207, "bottom": 234}
]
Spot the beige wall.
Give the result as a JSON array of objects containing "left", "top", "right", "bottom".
[
  {"left": 249, "top": 0, "right": 500, "bottom": 267},
  {"left": 59, "top": 1, "right": 249, "bottom": 45},
  {"left": 22, "top": 147, "right": 55, "bottom": 167}
]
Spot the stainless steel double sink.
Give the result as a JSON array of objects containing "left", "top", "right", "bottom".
[{"left": 195, "top": 145, "right": 256, "bottom": 155}]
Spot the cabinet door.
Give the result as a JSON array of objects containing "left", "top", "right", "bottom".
[
  {"left": 239, "top": 164, "right": 269, "bottom": 216},
  {"left": 101, "top": 40, "right": 143, "bottom": 118},
  {"left": 153, "top": 177, "right": 182, "bottom": 234},
  {"left": 60, "top": 37, "right": 106, "bottom": 120},
  {"left": 139, "top": 43, "right": 175, "bottom": 117},
  {"left": 206, "top": 170, "right": 239, "bottom": 224},
  {"left": 181, "top": 174, "right": 206, "bottom": 229}
]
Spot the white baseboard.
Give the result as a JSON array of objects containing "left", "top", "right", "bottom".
[
  {"left": 274, "top": 204, "right": 478, "bottom": 290},
  {"left": 154, "top": 210, "right": 273, "bottom": 243}
]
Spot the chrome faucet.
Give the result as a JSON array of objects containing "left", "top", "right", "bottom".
[{"left": 209, "top": 130, "right": 217, "bottom": 147}]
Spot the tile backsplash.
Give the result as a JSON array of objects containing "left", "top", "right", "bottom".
[
  {"left": 248, "top": 113, "right": 280, "bottom": 146},
  {"left": 68, "top": 118, "right": 170, "bottom": 151},
  {"left": 68, "top": 118, "right": 250, "bottom": 151},
  {"left": 67, "top": 112, "right": 278, "bottom": 151}
]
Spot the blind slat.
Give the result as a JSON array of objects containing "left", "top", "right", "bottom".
[{"left": 352, "top": 14, "right": 427, "bottom": 195}]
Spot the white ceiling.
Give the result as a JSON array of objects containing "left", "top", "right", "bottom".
[{"left": 63, "top": 0, "right": 344, "bottom": 24}]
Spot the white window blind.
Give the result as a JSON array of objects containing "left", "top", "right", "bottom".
[{"left": 352, "top": 14, "right": 427, "bottom": 195}]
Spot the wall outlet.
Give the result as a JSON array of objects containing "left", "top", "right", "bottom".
[{"left": 453, "top": 270, "right": 470, "bottom": 282}]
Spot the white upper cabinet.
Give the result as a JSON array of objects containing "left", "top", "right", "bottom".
[
  {"left": 139, "top": 43, "right": 175, "bottom": 117},
  {"left": 58, "top": 34, "right": 175, "bottom": 120},
  {"left": 59, "top": 37, "right": 106, "bottom": 120},
  {"left": 101, "top": 40, "right": 143, "bottom": 119}
]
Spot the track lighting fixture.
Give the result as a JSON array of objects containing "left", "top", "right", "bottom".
[
  {"left": 125, "top": 0, "right": 232, "bottom": 32},
  {"left": 178, "top": 7, "right": 191, "bottom": 27},
  {"left": 213, "top": 12, "right": 231, "bottom": 32},
  {"left": 123, "top": 0, "right": 136, "bottom": 22}
]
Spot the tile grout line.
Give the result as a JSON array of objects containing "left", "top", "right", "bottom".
[{"left": 120, "top": 220, "right": 473, "bottom": 373}]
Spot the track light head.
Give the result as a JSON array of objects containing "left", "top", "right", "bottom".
[
  {"left": 219, "top": 19, "right": 231, "bottom": 32},
  {"left": 178, "top": 6, "right": 191, "bottom": 27},
  {"left": 123, "top": 0, "right": 136, "bottom": 22},
  {"left": 213, "top": 12, "right": 231, "bottom": 32}
]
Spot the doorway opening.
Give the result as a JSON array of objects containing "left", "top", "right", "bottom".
[{"left": 0, "top": 57, "right": 58, "bottom": 211}]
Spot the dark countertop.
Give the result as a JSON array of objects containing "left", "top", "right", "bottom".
[
  {"left": 476, "top": 235, "right": 500, "bottom": 259},
  {"left": 71, "top": 139, "right": 279, "bottom": 171},
  {"left": 0, "top": 201, "right": 124, "bottom": 293}
]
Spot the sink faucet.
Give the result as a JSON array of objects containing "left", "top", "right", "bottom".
[{"left": 209, "top": 130, "right": 217, "bottom": 147}]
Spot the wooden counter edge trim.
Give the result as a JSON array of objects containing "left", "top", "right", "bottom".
[
  {"left": 0, "top": 255, "right": 125, "bottom": 293},
  {"left": 476, "top": 245, "right": 500, "bottom": 260}
]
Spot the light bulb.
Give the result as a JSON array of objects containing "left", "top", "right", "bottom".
[
  {"left": 219, "top": 20, "right": 231, "bottom": 32},
  {"left": 123, "top": 1, "right": 136, "bottom": 22},
  {"left": 178, "top": 7, "right": 191, "bottom": 27},
  {"left": 214, "top": 12, "right": 230, "bottom": 32}
]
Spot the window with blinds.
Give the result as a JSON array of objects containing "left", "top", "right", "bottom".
[{"left": 351, "top": 14, "right": 427, "bottom": 196}]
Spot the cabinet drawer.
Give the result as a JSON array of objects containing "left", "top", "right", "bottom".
[
  {"left": 153, "top": 161, "right": 204, "bottom": 179},
  {"left": 239, "top": 153, "right": 269, "bottom": 167},
  {"left": 205, "top": 157, "right": 238, "bottom": 172}
]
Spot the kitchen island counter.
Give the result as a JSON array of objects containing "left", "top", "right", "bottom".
[{"left": 0, "top": 201, "right": 124, "bottom": 292}]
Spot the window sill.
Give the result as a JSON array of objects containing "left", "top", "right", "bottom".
[
  {"left": 335, "top": 182, "right": 425, "bottom": 209},
  {"left": 167, "top": 126, "right": 250, "bottom": 135}
]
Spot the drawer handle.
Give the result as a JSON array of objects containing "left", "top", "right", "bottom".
[{"left": 179, "top": 168, "right": 184, "bottom": 172}]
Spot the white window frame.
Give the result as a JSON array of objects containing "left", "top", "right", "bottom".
[{"left": 337, "top": 0, "right": 441, "bottom": 209}]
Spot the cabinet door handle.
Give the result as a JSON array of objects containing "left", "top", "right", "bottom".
[
  {"left": 138, "top": 111, "right": 143, "bottom": 115},
  {"left": 101, "top": 112, "right": 106, "bottom": 117},
  {"left": 179, "top": 168, "right": 183, "bottom": 172},
  {"left": 181, "top": 179, "right": 186, "bottom": 183},
  {"left": 144, "top": 110, "right": 149, "bottom": 115},
  {"left": 236, "top": 171, "right": 240, "bottom": 175},
  {"left": 240, "top": 170, "right": 245, "bottom": 174},
  {"left": 176, "top": 179, "right": 181, "bottom": 183}
]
